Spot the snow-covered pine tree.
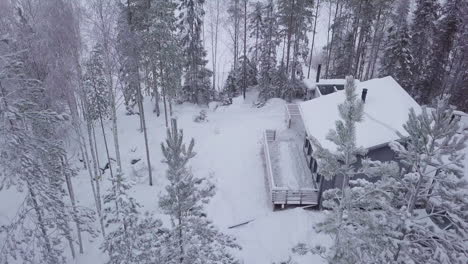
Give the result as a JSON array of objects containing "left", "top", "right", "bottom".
[
  {"left": 227, "top": 0, "right": 244, "bottom": 75},
  {"left": 0, "top": 46, "right": 95, "bottom": 263},
  {"left": 236, "top": 55, "right": 257, "bottom": 89},
  {"left": 389, "top": 95, "right": 468, "bottom": 263},
  {"left": 410, "top": 0, "right": 439, "bottom": 103},
  {"left": 294, "top": 76, "right": 400, "bottom": 263},
  {"left": 248, "top": 1, "right": 264, "bottom": 67},
  {"left": 178, "top": 0, "right": 213, "bottom": 105},
  {"left": 116, "top": 2, "right": 141, "bottom": 111},
  {"left": 257, "top": 0, "right": 279, "bottom": 102},
  {"left": 101, "top": 172, "right": 166, "bottom": 264},
  {"left": 379, "top": 0, "right": 414, "bottom": 92},
  {"left": 223, "top": 56, "right": 257, "bottom": 98},
  {"left": 423, "top": 0, "right": 463, "bottom": 103},
  {"left": 83, "top": 44, "right": 111, "bottom": 121},
  {"left": 277, "top": 0, "right": 314, "bottom": 77},
  {"left": 159, "top": 119, "right": 240, "bottom": 264},
  {"left": 223, "top": 68, "right": 239, "bottom": 99},
  {"left": 145, "top": 0, "right": 183, "bottom": 125},
  {"left": 445, "top": 2, "right": 468, "bottom": 112},
  {"left": 86, "top": 0, "right": 123, "bottom": 174}
]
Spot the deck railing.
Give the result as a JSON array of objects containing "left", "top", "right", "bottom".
[{"left": 263, "top": 130, "right": 319, "bottom": 207}]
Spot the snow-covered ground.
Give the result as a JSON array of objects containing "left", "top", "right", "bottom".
[{"left": 0, "top": 89, "right": 329, "bottom": 263}]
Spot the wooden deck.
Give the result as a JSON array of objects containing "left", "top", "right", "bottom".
[{"left": 263, "top": 130, "right": 319, "bottom": 207}]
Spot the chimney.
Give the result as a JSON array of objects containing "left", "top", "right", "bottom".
[
  {"left": 315, "top": 64, "right": 322, "bottom": 83},
  {"left": 361, "top": 88, "right": 368, "bottom": 102}
]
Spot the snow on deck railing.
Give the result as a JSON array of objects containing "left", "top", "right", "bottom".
[
  {"left": 263, "top": 130, "right": 319, "bottom": 206},
  {"left": 285, "top": 104, "right": 302, "bottom": 128},
  {"left": 263, "top": 130, "right": 277, "bottom": 189}
]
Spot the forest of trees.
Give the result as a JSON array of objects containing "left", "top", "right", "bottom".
[{"left": 0, "top": 0, "right": 467, "bottom": 263}]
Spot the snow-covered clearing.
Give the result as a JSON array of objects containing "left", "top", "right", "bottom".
[{"left": 0, "top": 89, "right": 330, "bottom": 263}]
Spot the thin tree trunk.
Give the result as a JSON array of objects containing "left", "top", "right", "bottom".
[
  {"left": 75, "top": 60, "right": 105, "bottom": 236},
  {"left": 285, "top": 0, "right": 296, "bottom": 73},
  {"left": 136, "top": 84, "right": 153, "bottom": 186},
  {"left": 242, "top": 0, "right": 247, "bottom": 99},
  {"left": 109, "top": 71, "right": 122, "bottom": 173},
  {"left": 325, "top": 1, "right": 340, "bottom": 78},
  {"left": 152, "top": 66, "right": 161, "bottom": 116},
  {"left": 62, "top": 157, "right": 83, "bottom": 254},
  {"left": 210, "top": 0, "right": 220, "bottom": 91},
  {"left": 307, "top": 0, "right": 320, "bottom": 79},
  {"left": 233, "top": 0, "right": 239, "bottom": 74},
  {"left": 169, "top": 97, "right": 173, "bottom": 117},
  {"left": 369, "top": 14, "right": 388, "bottom": 79},
  {"left": 364, "top": 8, "right": 382, "bottom": 80},
  {"left": 160, "top": 61, "right": 169, "bottom": 128},
  {"left": 28, "top": 183, "right": 53, "bottom": 259}
]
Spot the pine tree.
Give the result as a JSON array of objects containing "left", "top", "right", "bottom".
[
  {"left": 390, "top": 95, "right": 468, "bottom": 263},
  {"left": 223, "top": 68, "right": 239, "bottom": 99},
  {"left": 295, "top": 76, "right": 400, "bottom": 263},
  {"left": 423, "top": 0, "right": 463, "bottom": 103},
  {"left": 0, "top": 47, "right": 95, "bottom": 263},
  {"left": 410, "top": 0, "right": 439, "bottom": 102},
  {"left": 248, "top": 1, "right": 264, "bottom": 67},
  {"left": 258, "top": 0, "right": 279, "bottom": 102},
  {"left": 142, "top": 0, "right": 182, "bottom": 126},
  {"left": 277, "top": 0, "right": 314, "bottom": 77},
  {"left": 178, "top": 0, "right": 213, "bottom": 105},
  {"left": 227, "top": 0, "right": 244, "bottom": 75},
  {"left": 236, "top": 55, "right": 257, "bottom": 89},
  {"left": 83, "top": 44, "right": 111, "bottom": 121},
  {"left": 446, "top": 2, "right": 468, "bottom": 112},
  {"left": 116, "top": 2, "right": 141, "bottom": 111},
  {"left": 159, "top": 119, "right": 240, "bottom": 264},
  {"left": 379, "top": 0, "right": 414, "bottom": 92},
  {"left": 223, "top": 56, "right": 257, "bottom": 98},
  {"left": 101, "top": 173, "right": 166, "bottom": 264}
]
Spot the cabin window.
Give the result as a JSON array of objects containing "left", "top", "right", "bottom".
[
  {"left": 316, "top": 173, "right": 321, "bottom": 183},
  {"left": 312, "top": 159, "right": 318, "bottom": 173}
]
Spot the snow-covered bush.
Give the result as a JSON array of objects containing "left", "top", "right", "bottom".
[{"left": 193, "top": 110, "right": 208, "bottom": 123}]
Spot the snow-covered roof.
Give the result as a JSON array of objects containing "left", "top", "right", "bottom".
[
  {"left": 303, "top": 78, "right": 360, "bottom": 90},
  {"left": 299, "top": 76, "right": 421, "bottom": 151}
]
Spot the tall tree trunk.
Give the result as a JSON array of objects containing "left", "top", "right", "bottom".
[
  {"left": 136, "top": 84, "right": 153, "bottom": 186},
  {"left": 61, "top": 157, "right": 83, "bottom": 254},
  {"left": 109, "top": 69, "right": 122, "bottom": 173},
  {"left": 210, "top": 0, "right": 220, "bottom": 91},
  {"left": 152, "top": 66, "right": 161, "bottom": 116},
  {"left": 76, "top": 63, "right": 105, "bottom": 236},
  {"left": 307, "top": 0, "right": 320, "bottom": 79},
  {"left": 285, "top": 0, "right": 296, "bottom": 73},
  {"left": 28, "top": 183, "right": 53, "bottom": 261},
  {"left": 160, "top": 61, "right": 169, "bottom": 128},
  {"left": 369, "top": 14, "right": 388, "bottom": 79},
  {"left": 242, "top": 0, "right": 247, "bottom": 99},
  {"left": 325, "top": 1, "right": 340, "bottom": 78},
  {"left": 364, "top": 8, "right": 382, "bottom": 80},
  {"left": 233, "top": 0, "right": 239, "bottom": 74}
]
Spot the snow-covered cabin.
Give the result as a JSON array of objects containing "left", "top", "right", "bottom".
[{"left": 299, "top": 76, "right": 421, "bottom": 207}]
